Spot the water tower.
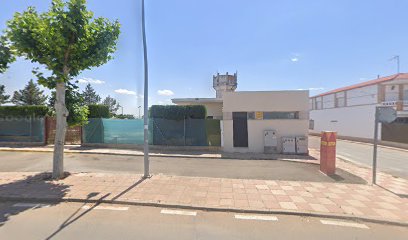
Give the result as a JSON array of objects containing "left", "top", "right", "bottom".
[{"left": 213, "top": 72, "right": 238, "bottom": 98}]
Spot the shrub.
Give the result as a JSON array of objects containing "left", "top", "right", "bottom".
[
  {"left": 88, "top": 104, "right": 110, "bottom": 118},
  {"left": 149, "top": 105, "right": 206, "bottom": 120},
  {"left": 0, "top": 105, "right": 49, "bottom": 117}
]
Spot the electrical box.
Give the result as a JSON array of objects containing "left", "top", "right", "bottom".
[
  {"left": 296, "top": 136, "right": 308, "bottom": 154},
  {"left": 282, "top": 137, "right": 296, "bottom": 154},
  {"left": 264, "top": 130, "right": 278, "bottom": 153}
]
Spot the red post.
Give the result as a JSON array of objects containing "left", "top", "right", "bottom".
[{"left": 320, "top": 131, "right": 337, "bottom": 175}]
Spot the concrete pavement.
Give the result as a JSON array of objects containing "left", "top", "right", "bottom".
[
  {"left": 1, "top": 201, "right": 407, "bottom": 240},
  {"left": 309, "top": 136, "right": 408, "bottom": 178},
  {"left": 0, "top": 171, "right": 407, "bottom": 225},
  {"left": 0, "top": 151, "right": 364, "bottom": 183}
]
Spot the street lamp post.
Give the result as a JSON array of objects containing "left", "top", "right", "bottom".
[
  {"left": 138, "top": 106, "right": 141, "bottom": 119},
  {"left": 141, "top": 0, "right": 150, "bottom": 178}
]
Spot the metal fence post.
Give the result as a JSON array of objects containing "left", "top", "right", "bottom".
[{"left": 372, "top": 107, "right": 379, "bottom": 185}]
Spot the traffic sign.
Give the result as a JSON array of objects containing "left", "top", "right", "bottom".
[{"left": 377, "top": 106, "right": 397, "bottom": 123}]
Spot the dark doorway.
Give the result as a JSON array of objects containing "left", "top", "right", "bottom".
[{"left": 233, "top": 112, "right": 248, "bottom": 147}]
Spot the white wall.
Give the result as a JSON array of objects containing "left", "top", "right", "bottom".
[
  {"left": 310, "top": 104, "right": 379, "bottom": 139},
  {"left": 223, "top": 119, "right": 308, "bottom": 153},
  {"left": 346, "top": 85, "right": 378, "bottom": 106},
  {"left": 322, "top": 94, "right": 335, "bottom": 109},
  {"left": 384, "top": 84, "right": 399, "bottom": 101},
  {"left": 222, "top": 91, "right": 309, "bottom": 153}
]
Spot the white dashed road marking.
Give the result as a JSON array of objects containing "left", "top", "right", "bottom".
[
  {"left": 234, "top": 214, "right": 278, "bottom": 221},
  {"left": 82, "top": 205, "right": 129, "bottom": 211},
  {"left": 160, "top": 209, "right": 197, "bottom": 216},
  {"left": 13, "top": 203, "right": 50, "bottom": 208},
  {"left": 320, "top": 220, "right": 369, "bottom": 229}
]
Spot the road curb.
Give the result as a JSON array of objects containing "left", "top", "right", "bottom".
[
  {"left": 1, "top": 196, "right": 407, "bottom": 227},
  {"left": 0, "top": 148, "right": 320, "bottom": 163}
]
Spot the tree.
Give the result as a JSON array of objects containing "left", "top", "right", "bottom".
[
  {"left": 0, "top": 36, "right": 13, "bottom": 105},
  {"left": 3, "top": 0, "right": 120, "bottom": 178},
  {"left": 48, "top": 83, "right": 89, "bottom": 126},
  {"left": 81, "top": 83, "right": 101, "bottom": 105},
  {"left": 102, "top": 95, "right": 120, "bottom": 115},
  {"left": 0, "top": 36, "right": 15, "bottom": 74},
  {"left": 11, "top": 79, "right": 48, "bottom": 105},
  {"left": 0, "top": 85, "right": 10, "bottom": 105}
]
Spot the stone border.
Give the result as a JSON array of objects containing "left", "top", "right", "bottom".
[{"left": 1, "top": 196, "right": 407, "bottom": 227}]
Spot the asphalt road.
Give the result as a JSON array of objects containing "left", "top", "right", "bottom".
[
  {"left": 309, "top": 136, "right": 408, "bottom": 178},
  {"left": 0, "top": 151, "right": 365, "bottom": 183},
  {"left": 0, "top": 201, "right": 406, "bottom": 240}
]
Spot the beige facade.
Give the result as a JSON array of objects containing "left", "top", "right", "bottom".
[
  {"left": 171, "top": 98, "right": 223, "bottom": 119},
  {"left": 222, "top": 91, "right": 309, "bottom": 153}
]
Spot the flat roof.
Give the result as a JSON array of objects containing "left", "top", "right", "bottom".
[
  {"left": 171, "top": 98, "right": 223, "bottom": 103},
  {"left": 312, "top": 73, "right": 408, "bottom": 98}
]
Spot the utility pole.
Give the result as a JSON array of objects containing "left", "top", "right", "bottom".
[
  {"left": 390, "top": 55, "right": 400, "bottom": 73},
  {"left": 141, "top": 0, "right": 150, "bottom": 178},
  {"left": 138, "top": 106, "right": 141, "bottom": 119}
]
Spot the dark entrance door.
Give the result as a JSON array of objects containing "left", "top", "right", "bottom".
[{"left": 233, "top": 112, "right": 248, "bottom": 147}]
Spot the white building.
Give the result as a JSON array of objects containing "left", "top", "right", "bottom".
[
  {"left": 172, "top": 73, "right": 309, "bottom": 153},
  {"left": 309, "top": 73, "right": 408, "bottom": 144}
]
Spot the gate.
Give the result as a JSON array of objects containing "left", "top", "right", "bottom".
[
  {"left": 381, "top": 118, "right": 408, "bottom": 144},
  {"left": 45, "top": 117, "right": 82, "bottom": 145}
]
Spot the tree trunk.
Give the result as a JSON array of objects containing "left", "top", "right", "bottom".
[{"left": 52, "top": 81, "right": 68, "bottom": 179}]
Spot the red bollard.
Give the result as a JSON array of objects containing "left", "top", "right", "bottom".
[{"left": 320, "top": 131, "right": 337, "bottom": 175}]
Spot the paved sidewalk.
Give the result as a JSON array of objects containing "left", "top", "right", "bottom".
[
  {"left": 0, "top": 172, "right": 407, "bottom": 225},
  {"left": 308, "top": 148, "right": 408, "bottom": 197}
]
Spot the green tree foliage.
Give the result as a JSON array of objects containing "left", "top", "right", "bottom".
[
  {"left": 150, "top": 105, "right": 207, "bottom": 120},
  {"left": 11, "top": 79, "right": 48, "bottom": 105},
  {"left": 0, "top": 85, "right": 10, "bottom": 105},
  {"left": 2, "top": 0, "right": 120, "bottom": 178},
  {"left": 102, "top": 95, "right": 120, "bottom": 115},
  {"left": 0, "top": 105, "right": 49, "bottom": 117},
  {"left": 81, "top": 83, "right": 101, "bottom": 105},
  {"left": 115, "top": 114, "right": 135, "bottom": 119},
  {"left": 0, "top": 36, "right": 15, "bottom": 74},
  {"left": 88, "top": 104, "right": 110, "bottom": 118}
]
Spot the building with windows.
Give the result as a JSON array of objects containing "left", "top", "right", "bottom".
[
  {"left": 309, "top": 73, "right": 408, "bottom": 144},
  {"left": 172, "top": 73, "right": 309, "bottom": 153}
]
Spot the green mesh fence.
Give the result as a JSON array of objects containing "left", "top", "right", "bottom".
[
  {"left": 151, "top": 118, "right": 221, "bottom": 146},
  {"left": 83, "top": 118, "right": 147, "bottom": 144},
  {"left": 205, "top": 119, "right": 221, "bottom": 146},
  {"left": 83, "top": 118, "right": 221, "bottom": 146},
  {"left": 0, "top": 117, "right": 45, "bottom": 143}
]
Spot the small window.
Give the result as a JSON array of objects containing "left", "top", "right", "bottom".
[
  {"left": 309, "top": 120, "right": 314, "bottom": 130},
  {"left": 263, "top": 112, "right": 299, "bottom": 119}
]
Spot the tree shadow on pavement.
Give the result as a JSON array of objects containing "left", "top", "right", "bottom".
[
  {"left": 44, "top": 176, "right": 147, "bottom": 239},
  {"left": 0, "top": 172, "right": 69, "bottom": 227}
]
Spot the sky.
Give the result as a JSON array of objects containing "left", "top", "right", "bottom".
[{"left": 1, "top": 0, "right": 408, "bottom": 115}]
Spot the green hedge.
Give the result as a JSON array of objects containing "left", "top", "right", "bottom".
[
  {"left": 149, "top": 105, "right": 206, "bottom": 120},
  {"left": 88, "top": 104, "right": 110, "bottom": 118},
  {"left": 0, "top": 105, "right": 49, "bottom": 117}
]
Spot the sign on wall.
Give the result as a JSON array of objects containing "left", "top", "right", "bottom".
[{"left": 255, "top": 111, "right": 263, "bottom": 120}]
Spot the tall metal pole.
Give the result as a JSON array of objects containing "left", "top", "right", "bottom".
[
  {"left": 142, "top": 0, "right": 150, "bottom": 178},
  {"left": 372, "top": 107, "right": 379, "bottom": 185}
]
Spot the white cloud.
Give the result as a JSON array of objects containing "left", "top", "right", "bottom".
[
  {"left": 77, "top": 77, "right": 105, "bottom": 84},
  {"left": 291, "top": 57, "right": 299, "bottom": 62},
  {"left": 157, "top": 89, "right": 174, "bottom": 96},
  {"left": 114, "top": 89, "right": 136, "bottom": 95}
]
